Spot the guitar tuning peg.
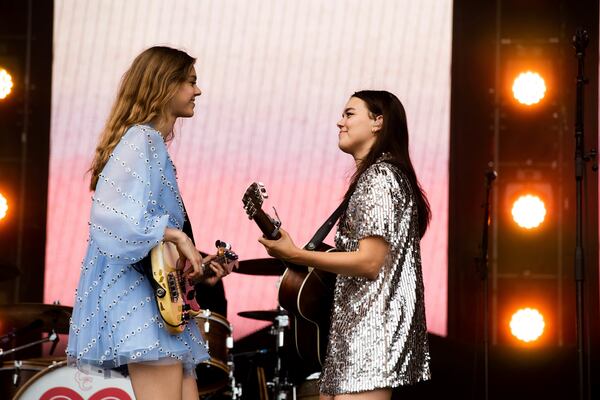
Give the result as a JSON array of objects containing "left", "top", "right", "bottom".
[
  {"left": 257, "top": 183, "right": 269, "bottom": 199},
  {"left": 215, "top": 240, "right": 232, "bottom": 250}
]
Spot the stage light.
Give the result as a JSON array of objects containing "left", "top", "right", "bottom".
[
  {"left": 510, "top": 307, "right": 545, "bottom": 343},
  {"left": 0, "top": 68, "right": 14, "bottom": 100},
  {"left": 0, "top": 193, "right": 7, "bottom": 220},
  {"left": 511, "top": 194, "right": 546, "bottom": 229},
  {"left": 512, "top": 71, "right": 546, "bottom": 106}
]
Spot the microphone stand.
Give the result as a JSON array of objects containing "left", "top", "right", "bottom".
[
  {"left": 572, "top": 28, "right": 595, "bottom": 400},
  {"left": 476, "top": 167, "right": 497, "bottom": 400}
]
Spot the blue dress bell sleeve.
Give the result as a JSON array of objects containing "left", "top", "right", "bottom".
[{"left": 89, "top": 125, "right": 170, "bottom": 264}]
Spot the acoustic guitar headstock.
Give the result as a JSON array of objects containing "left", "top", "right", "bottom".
[
  {"left": 242, "top": 182, "right": 281, "bottom": 240},
  {"left": 242, "top": 182, "right": 269, "bottom": 220}
]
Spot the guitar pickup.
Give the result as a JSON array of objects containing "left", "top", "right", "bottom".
[{"left": 167, "top": 273, "right": 179, "bottom": 301}]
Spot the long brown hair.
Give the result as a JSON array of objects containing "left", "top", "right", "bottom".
[
  {"left": 89, "top": 46, "right": 196, "bottom": 190},
  {"left": 344, "top": 90, "right": 431, "bottom": 237}
]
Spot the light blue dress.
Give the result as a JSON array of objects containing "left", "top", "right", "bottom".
[{"left": 66, "top": 124, "right": 209, "bottom": 377}]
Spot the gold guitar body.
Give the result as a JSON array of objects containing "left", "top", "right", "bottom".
[{"left": 150, "top": 241, "right": 200, "bottom": 335}]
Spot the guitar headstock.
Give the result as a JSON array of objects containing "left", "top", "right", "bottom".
[
  {"left": 242, "top": 181, "right": 282, "bottom": 240},
  {"left": 242, "top": 182, "right": 269, "bottom": 220},
  {"left": 215, "top": 240, "right": 239, "bottom": 273}
]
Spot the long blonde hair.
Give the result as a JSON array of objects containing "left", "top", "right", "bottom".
[{"left": 89, "top": 46, "right": 196, "bottom": 190}]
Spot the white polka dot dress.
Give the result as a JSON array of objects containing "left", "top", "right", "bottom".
[{"left": 66, "top": 125, "right": 209, "bottom": 377}]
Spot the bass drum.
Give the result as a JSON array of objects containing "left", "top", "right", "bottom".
[
  {"left": 297, "top": 373, "right": 320, "bottom": 400},
  {"left": 13, "top": 360, "right": 135, "bottom": 400},
  {"left": 0, "top": 358, "right": 62, "bottom": 399},
  {"left": 194, "top": 309, "right": 233, "bottom": 395}
]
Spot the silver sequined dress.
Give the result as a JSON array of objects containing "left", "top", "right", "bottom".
[{"left": 319, "top": 158, "right": 431, "bottom": 395}]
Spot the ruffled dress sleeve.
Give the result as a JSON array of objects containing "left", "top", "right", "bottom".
[
  {"left": 352, "top": 163, "right": 407, "bottom": 245},
  {"left": 89, "top": 125, "right": 170, "bottom": 265}
]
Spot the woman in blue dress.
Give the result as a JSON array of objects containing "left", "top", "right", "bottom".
[{"left": 67, "top": 46, "right": 227, "bottom": 400}]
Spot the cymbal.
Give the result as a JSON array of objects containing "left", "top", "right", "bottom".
[
  {"left": 0, "top": 303, "right": 72, "bottom": 335},
  {"left": 238, "top": 309, "right": 287, "bottom": 322},
  {"left": 235, "top": 258, "right": 286, "bottom": 276},
  {"left": 0, "top": 264, "right": 20, "bottom": 282}
]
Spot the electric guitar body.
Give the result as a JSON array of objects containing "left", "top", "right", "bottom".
[{"left": 148, "top": 241, "right": 238, "bottom": 335}]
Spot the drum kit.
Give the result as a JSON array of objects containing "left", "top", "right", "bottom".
[
  {"left": 0, "top": 302, "right": 85, "bottom": 399},
  {"left": 230, "top": 258, "right": 320, "bottom": 400},
  {"left": 0, "top": 258, "right": 316, "bottom": 400}
]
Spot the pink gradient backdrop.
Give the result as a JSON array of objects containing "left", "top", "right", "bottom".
[{"left": 46, "top": 0, "right": 452, "bottom": 339}]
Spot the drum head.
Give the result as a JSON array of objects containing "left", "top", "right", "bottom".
[
  {"left": 13, "top": 361, "right": 135, "bottom": 400},
  {"left": 0, "top": 359, "right": 61, "bottom": 399},
  {"left": 195, "top": 310, "right": 232, "bottom": 395},
  {"left": 196, "top": 359, "right": 229, "bottom": 395}
]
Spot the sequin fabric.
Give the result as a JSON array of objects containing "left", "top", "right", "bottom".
[
  {"left": 319, "top": 158, "right": 431, "bottom": 395},
  {"left": 66, "top": 125, "right": 209, "bottom": 377}
]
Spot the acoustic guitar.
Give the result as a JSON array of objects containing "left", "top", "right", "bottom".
[
  {"left": 147, "top": 240, "right": 238, "bottom": 335},
  {"left": 242, "top": 182, "right": 336, "bottom": 371}
]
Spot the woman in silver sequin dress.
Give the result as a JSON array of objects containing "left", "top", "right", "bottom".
[{"left": 259, "top": 90, "right": 432, "bottom": 399}]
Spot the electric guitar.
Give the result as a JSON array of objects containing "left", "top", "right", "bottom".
[
  {"left": 148, "top": 240, "right": 238, "bottom": 335},
  {"left": 242, "top": 182, "right": 336, "bottom": 371}
]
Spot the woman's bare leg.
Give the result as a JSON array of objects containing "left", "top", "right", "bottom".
[
  {"left": 182, "top": 373, "right": 199, "bottom": 400},
  {"left": 128, "top": 362, "right": 183, "bottom": 400},
  {"left": 321, "top": 388, "right": 392, "bottom": 400}
]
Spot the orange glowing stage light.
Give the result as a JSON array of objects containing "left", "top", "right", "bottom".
[
  {"left": 511, "top": 194, "right": 546, "bottom": 229},
  {"left": 0, "top": 68, "right": 14, "bottom": 100},
  {"left": 512, "top": 71, "right": 546, "bottom": 106},
  {"left": 0, "top": 193, "right": 7, "bottom": 220},
  {"left": 510, "top": 307, "right": 545, "bottom": 343}
]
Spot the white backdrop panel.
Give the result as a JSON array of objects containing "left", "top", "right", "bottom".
[{"left": 46, "top": 0, "right": 452, "bottom": 338}]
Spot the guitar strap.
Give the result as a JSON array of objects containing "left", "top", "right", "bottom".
[
  {"left": 305, "top": 197, "right": 349, "bottom": 251},
  {"left": 304, "top": 159, "right": 396, "bottom": 251},
  {"left": 181, "top": 202, "right": 195, "bottom": 244}
]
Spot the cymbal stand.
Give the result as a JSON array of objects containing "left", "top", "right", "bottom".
[
  {"left": 269, "top": 307, "right": 295, "bottom": 400},
  {"left": 227, "top": 331, "right": 243, "bottom": 399},
  {"left": 0, "top": 329, "right": 58, "bottom": 359}
]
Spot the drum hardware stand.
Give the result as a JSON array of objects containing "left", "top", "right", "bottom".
[
  {"left": 268, "top": 307, "right": 295, "bottom": 400},
  {"left": 227, "top": 356, "right": 243, "bottom": 400},
  {"left": 0, "top": 318, "right": 44, "bottom": 345},
  {"left": 12, "top": 360, "right": 23, "bottom": 387},
  {"left": 0, "top": 329, "right": 58, "bottom": 359},
  {"left": 227, "top": 328, "right": 243, "bottom": 399},
  {"left": 0, "top": 329, "right": 58, "bottom": 387}
]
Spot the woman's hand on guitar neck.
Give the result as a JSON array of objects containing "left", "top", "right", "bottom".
[
  {"left": 258, "top": 228, "right": 300, "bottom": 262},
  {"left": 164, "top": 227, "right": 202, "bottom": 274},
  {"left": 187, "top": 254, "right": 230, "bottom": 286}
]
